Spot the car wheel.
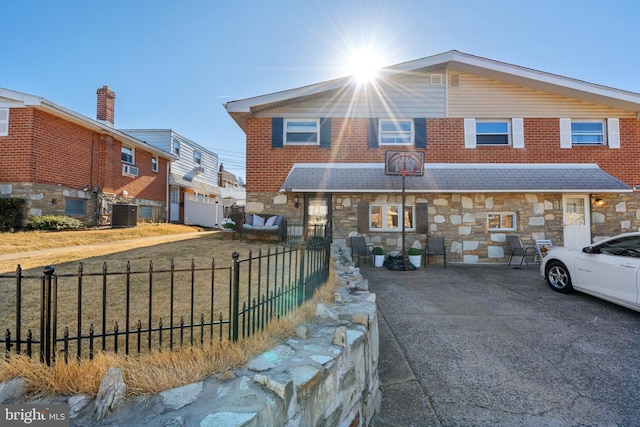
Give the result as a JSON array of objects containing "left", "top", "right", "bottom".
[{"left": 545, "top": 261, "right": 573, "bottom": 294}]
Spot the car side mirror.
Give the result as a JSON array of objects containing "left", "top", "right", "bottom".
[{"left": 582, "top": 246, "right": 598, "bottom": 254}]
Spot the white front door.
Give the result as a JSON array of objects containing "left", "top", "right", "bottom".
[
  {"left": 562, "top": 194, "right": 591, "bottom": 248},
  {"left": 170, "top": 187, "right": 180, "bottom": 222}
]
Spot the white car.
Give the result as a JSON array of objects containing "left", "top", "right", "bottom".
[{"left": 540, "top": 232, "right": 640, "bottom": 312}]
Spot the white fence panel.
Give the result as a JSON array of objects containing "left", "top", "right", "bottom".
[{"left": 184, "top": 195, "right": 224, "bottom": 228}]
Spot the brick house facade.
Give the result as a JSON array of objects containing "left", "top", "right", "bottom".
[
  {"left": 0, "top": 86, "right": 174, "bottom": 226},
  {"left": 226, "top": 51, "right": 640, "bottom": 263}
]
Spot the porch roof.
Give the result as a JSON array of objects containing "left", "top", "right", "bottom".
[
  {"left": 280, "top": 163, "right": 632, "bottom": 194},
  {"left": 170, "top": 172, "right": 220, "bottom": 196}
]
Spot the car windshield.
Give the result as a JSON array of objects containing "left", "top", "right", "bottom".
[{"left": 596, "top": 236, "right": 640, "bottom": 257}]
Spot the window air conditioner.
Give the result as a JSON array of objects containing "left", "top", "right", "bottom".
[
  {"left": 195, "top": 166, "right": 205, "bottom": 174},
  {"left": 122, "top": 164, "right": 139, "bottom": 177}
]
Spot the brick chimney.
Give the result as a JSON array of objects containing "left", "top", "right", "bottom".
[{"left": 96, "top": 85, "right": 116, "bottom": 127}]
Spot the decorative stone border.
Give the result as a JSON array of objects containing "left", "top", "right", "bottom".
[{"left": 0, "top": 245, "right": 380, "bottom": 426}]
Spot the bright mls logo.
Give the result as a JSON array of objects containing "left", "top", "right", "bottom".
[{"left": 2, "top": 405, "right": 68, "bottom": 426}]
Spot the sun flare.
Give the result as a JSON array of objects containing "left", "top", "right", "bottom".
[{"left": 344, "top": 48, "right": 385, "bottom": 83}]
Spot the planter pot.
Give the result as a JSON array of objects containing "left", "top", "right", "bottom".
[
  {"left": 222, "top": 229, "right": 235, "bottom": 240},
  {"left": 408, "top": 255, "right": 422, "bottom": 268},
  {"left": 374, "top": 254, "right": 385, "bottom": 267}
]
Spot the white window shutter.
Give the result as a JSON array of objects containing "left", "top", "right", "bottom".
[
  {"left": 559, "top": 118, "right": 572, "bottom": 148},
  {"left": 607, "top": 118, "right": 620, "bottom": 148},
  {"left": 512, "top": 118, "right": 524, "bottom": 148},
  {"left": 464, "top": 118, "right": 476, "bottom": 149},
  {"left": 0, "top": 109, "right": 8, "bottom": 136}
]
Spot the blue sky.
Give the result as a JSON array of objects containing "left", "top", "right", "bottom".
[{"left": 3, "top": 0, "right": 640, "bottom": 181}]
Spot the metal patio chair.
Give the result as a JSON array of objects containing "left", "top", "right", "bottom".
[
  {"left": 507, "top": 235, "right": 537, "bottom": 269},
  {"left": 424, "top": 236, "right": 446, "bottom": 268},
  {"left": 350, "top": 236, "right": 370, "bottom": 267}
]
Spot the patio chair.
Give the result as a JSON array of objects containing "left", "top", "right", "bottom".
[
  {"left": 424, "top": 236, "right": 446, "bottom": 268},
  {"left": 350, "top": 236, "right": 370, "bottom": 267},
  {"left": 507, "top": 235, "right": 537, "bottom": 269}
]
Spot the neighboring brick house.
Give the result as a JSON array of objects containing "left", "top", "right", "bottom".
[
  {"left": 0, "top": 86, "right": 175, "bottom": 226},
  {"left": 120, "top": 129, "right": 220, "bottom": 223},
  {"left": 225, "top": 50, "right": 640, "bottom": 263}
]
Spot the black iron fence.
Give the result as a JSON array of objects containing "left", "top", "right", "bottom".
[{"left": 0, "top": 238, "right": 330, "bottom": 365}]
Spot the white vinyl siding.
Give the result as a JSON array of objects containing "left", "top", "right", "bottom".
[
  {"left": 256, "top": 72, "right": 447, "bottom": 119},
  {"left": 0, "top": 108, "right": 8, "bottom": 136},
  {"left": 449, "top": 73, "right": 635, "bottom": 118}
]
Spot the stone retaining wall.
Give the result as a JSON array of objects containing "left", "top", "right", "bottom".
[{"left": 0, "top": 245, "right": 380, "bottom": 427}]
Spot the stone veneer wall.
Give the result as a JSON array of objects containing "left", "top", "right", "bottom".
[
  {"left": 249, "top": 190, "right": 640, "bottom": 264},
  {"left": 0, "top": 245, "right": 380, "bottom": 426},
  {"left": 0, "top": 182, "right": 166, "bottom": 226}
]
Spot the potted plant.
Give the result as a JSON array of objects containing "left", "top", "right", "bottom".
[
  {"left": 407, "top": 247, "right": 422, "bottom": 268},
  {"left": 373, "top": 246, "right": 385, "bottom": 267},
  {"left": 221, "top": 217, "right": 236, "bottom": 240}
]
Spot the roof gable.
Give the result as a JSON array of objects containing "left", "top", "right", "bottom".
[{"left": 225, "top": 50, "right": 640, "bottom": 130}]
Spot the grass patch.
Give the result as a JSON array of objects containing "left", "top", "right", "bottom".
[{"left": 0, "top": 225, "right": 338, "bottom": 398}]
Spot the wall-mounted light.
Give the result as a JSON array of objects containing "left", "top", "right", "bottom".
[
  {"left": 594, "top": 198, "right": 605, "bottom": 206},
  {"left": 294, "top": 195, "right": 299, "bottom": 208},
  {"left": 82, "top": 185, "right": 89, "bottom": 192}
]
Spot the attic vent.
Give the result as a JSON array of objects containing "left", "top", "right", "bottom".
[
  {"left": 430, "top": 74, "right": 443, "bottom": 86},
  {"left": 449, "top": 74, "right": 460, "bottom": 88}
]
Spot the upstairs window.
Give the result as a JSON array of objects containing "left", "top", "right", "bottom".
[
  {"left": 151, "top": 156, "right": 158, "bottom": 172},
  {"left": 571, "top": 121, "right": 604, "bottom": 145},
  {"left": 476, "top": 120, "right": 510, "bottom": 145},
  {"left": 194, "top": 150, "right": 202, "bottom": 165},
  {"left": 0, "top": 108, "right": 8, "bottom": 136},
  {"left": 285, "top": 119, "right": 319, "bottom": 145},
  {"left": 121, "top": 145, "right": 134, "bottom": 164},
  {"left": 379, "top": 120, "right": 413, "bottom": 145},
  {"left": 172, "top": 138, "right": 181, "bottom": 157}
]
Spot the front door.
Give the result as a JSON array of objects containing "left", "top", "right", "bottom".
[
  {"left": 170, "top": 187, "right": 180, "bottom": 222},
  {"left": 305, "top": 194, "right": 331, "bottom": 240},
  {"left": 562, "top": 194, "right": 591, "bottom": 247}
]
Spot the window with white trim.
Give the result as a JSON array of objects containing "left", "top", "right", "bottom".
[
  {"left": 0, "top": 108, "right": 8, "bottom": 136},
  {"left": 121, "top": 145, "right": 134, "bottom": 164},
  {"left": 487, "top": 212, "right": 517, "bottom": 231},
  {"left": 151, "top": 156, "right": 158, "bottom": 172},
  {"left": 571, "top": 120, "right": 605, "bottom": 145},
  {"left": 476, "top": 120, "right": 510, "bottom": 145},
  {"left": 379, "top": 119, "right": 414, "bottom": 145},
  {"left": 194, "top": 150, "right": 202, "bottom": 165},
  {"left": 172, "top": 138, "right": 180, "bottom": 157},
  {"left": 369, "top": 203, "right": 415, "bottom": 231},
  {"left": 284, "top": 119, "right": 319, "bottom": 145}
]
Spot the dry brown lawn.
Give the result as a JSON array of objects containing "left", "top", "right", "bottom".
[{"left": 0, "top": 224, "right": 337, "bottom": 398}]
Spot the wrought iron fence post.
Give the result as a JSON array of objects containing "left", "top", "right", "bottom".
[
  {"left": 297, "top": 245, "right": 306, "bottom": 306},
  {"left": 231, "top": 252, "right": 240, "bottom": 341},
  {"left": 42, "top": 265, "right": 54, "bottom": 366}
]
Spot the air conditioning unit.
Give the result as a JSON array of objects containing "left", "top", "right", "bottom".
[
  {"left": 122, "top": 164, "right": 139, "bottom": 177},
  {"left": 195, "top": 166, "right": 205, "bottom": 174}
]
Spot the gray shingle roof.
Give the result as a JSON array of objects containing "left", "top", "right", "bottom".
[{"left": 280, "top": 163, "right": 631, "bottom": 193}]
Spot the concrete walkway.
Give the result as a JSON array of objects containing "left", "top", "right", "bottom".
[{"left": 367, "top": 263, "right": 640, "bottom": 426}]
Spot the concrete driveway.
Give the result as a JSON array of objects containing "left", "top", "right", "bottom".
[{"left": 366, "top": 263, "right": 640, "bottom": 426}]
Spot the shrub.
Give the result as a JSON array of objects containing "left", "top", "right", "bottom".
[
  {"left": 26, "top": 215, "right": 85, "bottom": 231},
  {"left": 407, "top": 247, "right": 421, "bottom": 256},
  {"left": 0, "top": 198, "right": 25, "bottom": 232},
  {"left": 372, "top": 246, "right": 384, "bottom": 255}
]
